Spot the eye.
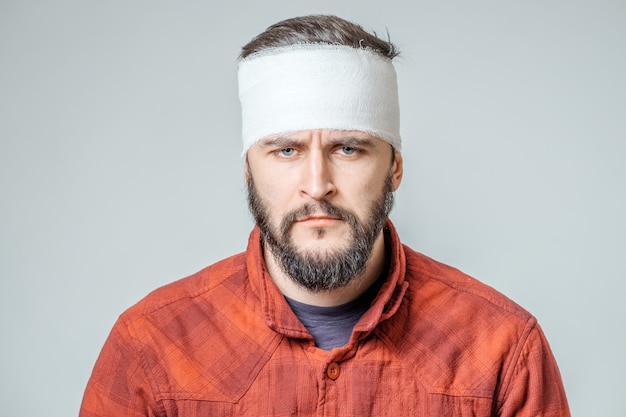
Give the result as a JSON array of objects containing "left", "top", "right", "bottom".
[
  {"left": 279, "top": 148, "right": 296, "bottom": 157},
  {"left": 340, "top": 146, "right": 357, "bottom": 155}
]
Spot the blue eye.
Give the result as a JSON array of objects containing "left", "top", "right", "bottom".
[
  {"left": 280, "top": 148, "right": 295, "bottom": 156},
  {"left": 341, "top": 146, "right": 356, "bottom": 155}
]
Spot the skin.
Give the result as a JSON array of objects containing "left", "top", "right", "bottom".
[{"left": 245, "top": 129, "right": 403, "bottom": 306}]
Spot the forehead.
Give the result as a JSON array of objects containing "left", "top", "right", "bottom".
[{"left": 255, "top": 129, "right": 390, "bottom": 148}]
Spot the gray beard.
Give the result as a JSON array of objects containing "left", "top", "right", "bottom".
[{"left": 246, "top": 173, "right": 394, "bottom": 293}]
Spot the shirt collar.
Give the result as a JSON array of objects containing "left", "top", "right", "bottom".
[{"left": 245, "top": 220, "right": 408, "bottom": 341}]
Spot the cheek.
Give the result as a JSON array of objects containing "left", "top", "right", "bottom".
[
  {"left": 254, "top": 177, "right": 297, "bottom": 215},
  {"left": 344, "top": 168, "right": 388, "bottom": 196}
]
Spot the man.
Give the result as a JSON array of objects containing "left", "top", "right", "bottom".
[{"left": 80, "top": 15, "right": 570, "bottom": 416}]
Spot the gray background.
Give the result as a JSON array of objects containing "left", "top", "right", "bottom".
[{"left": 1, "top": 1, "right": 624, "bottom": 416}]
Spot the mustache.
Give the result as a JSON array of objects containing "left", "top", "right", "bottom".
[{"left": 279, "top": 201, "right": 361, "bottom": 235}]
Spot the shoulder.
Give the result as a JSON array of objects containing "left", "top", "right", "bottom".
[
  {"left": 120, "top": 251, "right": 250, "bottom": 321},
  {"left": 402, "top": 244, "right": 532, "bottom": 321},
  {"left": 385, "top": 245, "right": 542, "bottom": 397}
]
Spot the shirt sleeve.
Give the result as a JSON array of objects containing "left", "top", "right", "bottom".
[
  {"left": 79, "top": 318, "right": 160, "bottom": 417},
  {"left": 496, "top": 320, "right": 571, "bottom": 417}
]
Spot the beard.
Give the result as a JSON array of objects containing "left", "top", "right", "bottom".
[{"left": 246, "top": 171, "right": 395, "bottom": 293}]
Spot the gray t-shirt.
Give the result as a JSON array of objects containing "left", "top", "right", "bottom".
[{"left": 285, "top": 278, "right": 383, "bottom": 351}]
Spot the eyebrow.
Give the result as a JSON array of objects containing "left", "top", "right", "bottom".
[
  {"left": 258, "top": 136, "right": 305, "bottom": 148},
  {"left": 328, "top": 137, "right": 376, "bottom": 148},
  {"left": 259, "top": 135, "right": 376, "bottom": 153},
  {"left": 257, "top": 135, "right": 377, "bottom": 149}
]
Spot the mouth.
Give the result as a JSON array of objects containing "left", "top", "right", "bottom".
[{"left": 295, "top": 215, "right": 343, "bottom": 228}]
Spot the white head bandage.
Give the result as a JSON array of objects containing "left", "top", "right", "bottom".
[{"left": 237, "top": 44, "right": 401, "bottom": 155}]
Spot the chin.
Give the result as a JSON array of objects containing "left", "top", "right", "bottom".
[
  {"left": 295, "top": 240, "right": 350, "bottom": 257},
  {"left": 293, "top": 223, "right": 350, "bottom": 239}
]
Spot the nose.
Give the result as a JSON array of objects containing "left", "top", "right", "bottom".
[{"left": 299, "top": 150, "right": 336, "bottom": 201}]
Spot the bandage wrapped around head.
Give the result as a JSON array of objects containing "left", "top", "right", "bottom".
[{"left": 237, "top": 44, "right": 401, "bottom": 155}]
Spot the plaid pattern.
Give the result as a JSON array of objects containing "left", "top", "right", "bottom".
[{"left": 80, "top": 221, "right": 570, "bottom": 416}]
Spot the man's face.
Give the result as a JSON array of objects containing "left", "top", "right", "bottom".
[{"left": 245, "top": 129, "right": 403, "bottom": 292}]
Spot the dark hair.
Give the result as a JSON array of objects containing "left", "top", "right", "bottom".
[{"left": 240, "top": 15, "right": 399, "bottom": 60}]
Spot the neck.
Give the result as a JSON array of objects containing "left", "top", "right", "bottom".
[{"left": 263, "top": 232, "right": 387, "bottom": 307}]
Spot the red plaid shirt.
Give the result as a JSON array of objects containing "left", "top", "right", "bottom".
[{"left": 80, "top": 222, "right": 570, "bottom": 416}]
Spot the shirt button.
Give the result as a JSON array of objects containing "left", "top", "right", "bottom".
[{"left": 326, "top": 362, "right": 340, "bottom": 380}]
